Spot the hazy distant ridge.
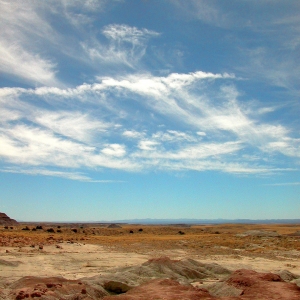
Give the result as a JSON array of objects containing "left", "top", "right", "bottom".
[
  {"left": 16, "top": 218, "right": 300, "bottom": 224},
  {"left": 109, "top": 218, "right": 300, "bottom": 225}
]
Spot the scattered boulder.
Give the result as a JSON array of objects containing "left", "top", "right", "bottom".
[
  {"left": 47, "top": 228, "right": 55, "bottom": 233},
  {"left": 71, "top": 228, "right": 78, "bottom": 233},
  {"left": 205, "top": 281, "right": 244, "bottom": 297},
  {"left": 103, "top": 281, "right": 132, "bottom": 294},
  {"left": 295, "top": 278, "right": 300, "bottom": 288},
  {"left": 275, "top": 270, "right": 299, "bottom": 282}
]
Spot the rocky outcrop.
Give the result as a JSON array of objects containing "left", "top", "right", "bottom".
[
  {"left": 0, "top": 212, "right": 18, "bottom": 226},
  {"left": 204, "top": 269, "right": 300, "bottom": 299},
  {"left": 2, "top": 276, "right": 108, "bottom": 300},
  {"left": 84, "top": 256, "right": 231, "bottom": 290},
  {"left": 231, "top": 269, "right": 300, "bottom": 299}
]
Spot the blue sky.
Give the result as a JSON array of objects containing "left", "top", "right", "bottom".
[{"left": 0, "top": 0, "right": 299, "bottom": 222}]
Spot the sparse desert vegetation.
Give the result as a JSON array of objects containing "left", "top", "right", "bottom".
[{"left": 1, "top": 223, "right": 300, "bottom": 257}]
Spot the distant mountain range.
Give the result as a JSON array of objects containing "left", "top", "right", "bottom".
[
  {"left": 111, "top": 218, "right": 300, "bottom": 225},
  {"left": 15, "top": 218, "right": 300, "bottom": 224}
]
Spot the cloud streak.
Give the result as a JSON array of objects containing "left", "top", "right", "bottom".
[
  {"left": 264, "top": 182, "right": 300, "bottom": 186},
  {"left": 0, "top": 69, "right": 298, "bottom": 181},
  {"left": 0, "top": 167, "right": 124, "bottom": 183}
]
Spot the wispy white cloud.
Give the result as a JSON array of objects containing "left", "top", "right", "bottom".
[
  {"left": 138, "top": 140, "right": 159, "bottom": 151},
  {"left": 0, "top": 167, "right": 124, "bottom": 183},
  {"left": 152, "top": 130, "right": 197, "bottom": 143},
  {"left": 0, "top": 40, "right": 58, "bottom": 87},
  {"left": 0, "top": 1, "right": 60, "bottom": 86},
  {"left": 0, "top": 1, "right": 127, "bottom": 87},
  {"left": 170, "top": 1, "right": 300, "bottom": 98},
  {"left": 263, "top": 138, "right": 300, "bottom": 158},
  {"left": 0, "top": 124, "right": 138, "bottom": 171},
  {"left": 92, "top": 73, "right": 298, "bottom": 161},
  {"left": 102, "top": 24, "right": 160, "bottom": 45},
  {"left": 61, "top": 0, "right": 108, "bottom": 19},
  {"left": 265, "top": 182, "right": 300, "bottom": 186},
  {"left": 123, "top": 130, "right": 145, "bottom": 139},
  {"left": 171, "top": 0, "right": 300, "bottom": 34},
  {"left": 101, "top": 144, "right": 126, "bottom": 157},
  {"left": 34, "top": 111, "right": 109, "bottom": 143},
  {"left": 197, "top": 131, "right": 206, "bottom": 136},
  {"left": 135, "top": 141, "right": 242, "bottom": 160},
  {"left": 158, "top": 160, "right": 282, "bottom": 175},
  {"left": 82, "top": 24, "right": 160, "bottom": 68},
  {"left": 0, "top": 68, "right": 298, "bottom": 179}
]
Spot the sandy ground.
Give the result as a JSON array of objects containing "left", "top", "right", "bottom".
[
  {"left": 0, "top": 243, "right": 147, "bottom": 283},
  {"left": 1, "top": 241, "right": 299, "bottom": 286}
]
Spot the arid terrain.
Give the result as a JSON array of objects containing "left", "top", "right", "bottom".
[{"left": 1, "top": 221, "right": 300, "bottom": 299}]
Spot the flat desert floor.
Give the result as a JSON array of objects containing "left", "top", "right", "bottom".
[
  {"left": 1, "top": 223, "right": 300, "bottom": 300},
  {"left": 1, "top": 223, "right": 300, "bottom": 284}
]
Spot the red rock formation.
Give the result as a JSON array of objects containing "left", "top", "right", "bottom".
[
  {"left": 0, "top": 212, "right": 18, "bottom": 226},
  {"left": 225, "top": 269, "right": 300, "bottom": 299},
  {"left": 4, "top": 276, "right": 108, "bottom": 300},
  {"left": 103, "top": 278, "right": 214, "bottom": 300},
  {"left": 102, "top": 269, "right": 300, "bottom": 300}
]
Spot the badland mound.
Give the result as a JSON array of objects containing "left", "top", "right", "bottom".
[
  {"left": 104, "top": 268, "right": 300, "bottom": 300},
  {"left": 1, "top": 256, "right": 300, "bottom": 299}
]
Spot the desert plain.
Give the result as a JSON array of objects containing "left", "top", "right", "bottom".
[{"left": 1, "top": 221, "right": 300, "bottom": 299}]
